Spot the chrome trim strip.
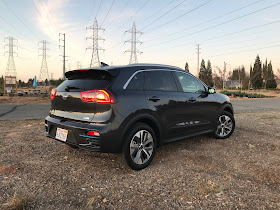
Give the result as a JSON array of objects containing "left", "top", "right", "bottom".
[{"left": 122, "top": 69, "right": 208, "bottom": 90}]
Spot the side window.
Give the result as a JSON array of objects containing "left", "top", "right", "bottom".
[
  {"left": 145, "top": 71, "right": 178, "bottom": 91},
  {"left": 174, "top": 72, "right": 206, "bottom": 93},
  {"left": 126, "top": 72, "right": 144, "bottom": 90}
]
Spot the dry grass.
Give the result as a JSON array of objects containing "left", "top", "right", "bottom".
[{"left": 1, "top": 193, "right": 31, "bottom": 210}]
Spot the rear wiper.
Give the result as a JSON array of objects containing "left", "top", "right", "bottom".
[{"left": 65, "top": 86, "right": 84, "bottom": 92}]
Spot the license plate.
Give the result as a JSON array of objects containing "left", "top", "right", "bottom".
[{"left": 55, "top": 128, "right": 68, "bottom": 142}]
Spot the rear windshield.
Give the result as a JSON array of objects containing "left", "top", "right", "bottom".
[{"left": 57, "top": 70, "right": 111, "bottom": 92}]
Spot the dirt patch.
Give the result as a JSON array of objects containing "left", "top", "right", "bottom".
[
  {"left": 0, "top": 113, "right": 280, "bottom": 209},
  {"left": 0, "top": 165, "right": 18, "bottom": 174},
  {"left": 0, "top": 96, "right": 50, "bottom": 104}
]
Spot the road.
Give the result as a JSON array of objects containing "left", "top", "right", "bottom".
[{"left": 0, "top": 98, "right": 280, "bottom": 120}]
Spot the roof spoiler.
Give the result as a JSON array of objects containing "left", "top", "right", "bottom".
[{"left": 65, "top": 68, "right": 119, "bottom": 78}]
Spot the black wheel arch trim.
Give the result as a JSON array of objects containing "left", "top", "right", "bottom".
[{"left": 120, "top": 112, "right": 163, "bottom": 148}]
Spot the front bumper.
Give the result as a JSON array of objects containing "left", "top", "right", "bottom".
[{"left": 45, "top": 116, "right": 122, "bottom": 153}]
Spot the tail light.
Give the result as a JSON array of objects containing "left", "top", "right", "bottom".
[
  {"left": 80, "top": 89, "right": 114, "bottom": 103},
  {"left": 87, "top": 131, "right": 100, "bottom": 137},
  {"left": 50, "top": 89, "right": 56, "bottom": 99}
]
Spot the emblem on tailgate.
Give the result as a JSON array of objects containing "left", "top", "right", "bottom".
[{"left": 62, "top": 93, "right": 68, "bottom": 100}]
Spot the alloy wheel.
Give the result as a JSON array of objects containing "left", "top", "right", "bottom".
[
  {"left": 130, "top": 130, "right": 154, "bottom": 165},
  {"left": 215, "top": 115, "right": 233, "bottom": 137}
]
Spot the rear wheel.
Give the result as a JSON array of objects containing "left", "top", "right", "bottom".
[
  {"left": 123, "top": 123, "right": 157, "bottom": 170},
  {"left": 214, "top": 111, "right": 235, "bottom": 139}
]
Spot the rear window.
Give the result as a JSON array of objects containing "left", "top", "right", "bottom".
[
  {"left": 127, "top": 72, "right": 145, "bottom": 90},
  {"left": 57, "top": 70, "right": 111, "bottom": 92}
]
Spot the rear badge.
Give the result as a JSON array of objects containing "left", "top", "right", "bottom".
[{"left": 62, "top": 93, "right": 68, "bottom": 100}]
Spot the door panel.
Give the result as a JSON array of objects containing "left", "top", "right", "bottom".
[
  {"left": 144, "top": 70, "right": 187, "bottom": 139},
  {"left": 173, "top": 72, "right": 219, "bottom": 134}
]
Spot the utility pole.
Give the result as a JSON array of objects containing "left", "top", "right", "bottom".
[
  {"left": 76, "top": 61, "right": 81, "bottom": 69},
  {"left": 38, "top": 40, "right": 49, "bottom": 82},
  {"left": 196, "top": 44, "right": 201, "bottom": 77},
  {"left": 86, "top": 18, "right": 105, "bottom": 67},
  {"left": 223, "top": 62, "right": 227, "bottom": 90},
  {"left": 125, "top": 22, "right": 143, "bottom": 64},
  {"left": 59, "top": 33, "right": 66, "bottom": 80},
  {"left": 4, "top": 36, "right": 17, "bottom": 76}
]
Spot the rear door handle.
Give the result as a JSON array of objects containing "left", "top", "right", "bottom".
[
  {"left": 188, "top": 97, "right": 196, "bottom": 103},
  {"left": 148, "top": 96, "right": 160, "bottom": 102}
]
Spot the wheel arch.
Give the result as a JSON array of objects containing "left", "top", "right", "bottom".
[
  {"left": 221, "top": 103, "right": 234, "bottom": 115},
  {"left": 120, "top": 113, "right": 162, "bottom": 149}
]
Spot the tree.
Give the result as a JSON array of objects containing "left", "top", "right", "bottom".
[
  {"left": 230, "top": 65, "right": 247, "bottom": 89},
  {"left": 199, "top": 59, "right": 213, "bottom": 86},
  {"left": 263, "top": 59, "right": 268, "bottom": 89},
  {"left": 266, "top": 61, "right": 277, "bottom": 88},
  {"left": 199, "top": 59, "right": 206, "bottom": 82},
  {"left": 185, "top": 62, "right": 189, "bottom": 72},
  {"left": 205, "top": 60, "right": 214, "bottom": 86},
  {"left": 251, "top": 55, "right": 263, "bottom": 89}
]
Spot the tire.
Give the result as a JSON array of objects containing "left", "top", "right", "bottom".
[
  {"left": 214, "top": 111, "right": 235, "bottom": 139},
  {"left": 123, "top": 123, "right": 157, "bottom": 170}
]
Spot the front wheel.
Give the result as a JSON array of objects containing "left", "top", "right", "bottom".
[
  {"left": 214, "top": 111, "right": 235, "bottom": 139},
  {"left": 123, "top": 123, "right": 157, "bottom": 170}
]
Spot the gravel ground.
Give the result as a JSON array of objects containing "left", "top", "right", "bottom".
[
  {"left": 0, "top": 96, "right": 50, "bottom": 104},
  {"left": 0, "top": 111, "right": 280, "bottom": 209}
]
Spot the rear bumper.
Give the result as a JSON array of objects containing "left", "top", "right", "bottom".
[{"left": 45, "top": 116, "right": 122, "bottom": 153}]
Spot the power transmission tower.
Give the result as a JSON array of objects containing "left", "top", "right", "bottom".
[
  {"left": 196, "top": 44, "right": 201, "bottom": 77},
  {"left": 125, "top": 22, "right": 143, "bottom": 64},
  {"left": 4, "top": 36, "right": 18, "bottom": 76},
  {"left": 59, "top": 33, "right": 66, "bottom": 80},
  {"left": 38, "top": 40, "right": 49, "bottom": 82},
  {"left": 86, "top": 18, "right": 105, "bottom": 67}
]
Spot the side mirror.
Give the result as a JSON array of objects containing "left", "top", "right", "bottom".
[{"left": 208, "top": 87, "right": 216, "bottom": 94}]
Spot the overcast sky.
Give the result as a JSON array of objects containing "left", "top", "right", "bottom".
[{"left": 0, "top": 0, "right": 280, "bottom": 81}]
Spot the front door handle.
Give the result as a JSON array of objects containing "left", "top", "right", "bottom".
[
  {"left": 148, "top": 96, "right": 160, "bottom": 102},
  {"left": 188, "top": 97, "right": 196, "bottom": 103}
]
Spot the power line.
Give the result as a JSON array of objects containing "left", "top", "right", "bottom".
[
  {"left": 145, "top": 0, "right": 263, "bottom": 43},
  {"left": 208, "top": 43, "right": 280, "bottom": 59},
  {"left": 95, "top": 0, "right": 103, "bottom": 20},
  {"left": 101, "top": 0, "right": 116, "bottom": 27},
  {"left": 142, "top": 0, "right": 214, "bottom": 32},
  {"left": 119, "top": 0, "right": 152, "bottom": 30},
  {"left": 140, "top": 0, "right": 177, "bottom": 25},
  {"left": 0, "top": 0, "right": 38, "bottom": 39},
  {"left": 145, "top": 20, "right": 280, "bottom": 54},
  {"left": 144, "top": 2, "right": 280, "bottom": 49},
  {"left": 32, "top": 0, "right": 57, "bottom": 41},
  {"left": 140, "top": 0, "right": 187, "bottom": 31}
]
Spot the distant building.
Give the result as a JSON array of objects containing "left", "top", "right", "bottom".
[
  {"left": 223, "top": 80, "right": 242, "bottom": 89},
  {"left": 276, "top": 79, "right": 280, "bottom": 89}
]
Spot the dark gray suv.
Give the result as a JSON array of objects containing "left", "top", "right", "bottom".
[{"left": 45, "top": 63, "right": 235, "bottom": 170}]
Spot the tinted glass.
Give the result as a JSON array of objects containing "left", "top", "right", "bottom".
[
  {"left": 127, "top": 72, "right": 144, "bottom": 90},
  {"left": 57, "top": 71, "right": 111, "bottom": 92},
  {"left": 145, "top": 71, "right": 178, "bottom": 91},
  {"left": 175, "top": 72, "right": 205, "bottom": 93}
]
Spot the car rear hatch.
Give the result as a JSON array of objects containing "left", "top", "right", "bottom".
[{"left": 50, "top": 69, "right": 116, "bottom": 122}]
